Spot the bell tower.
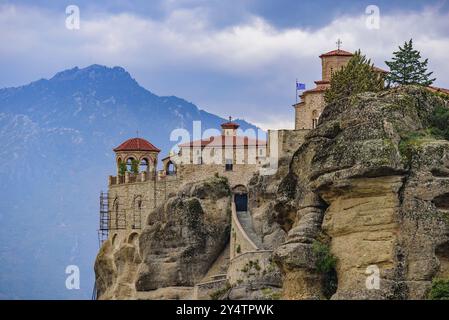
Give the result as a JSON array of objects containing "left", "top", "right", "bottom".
[
  {"left": 319, "top": 40, "right": 353, "bottom": 82},
  {"left": 113, "top": 137, "right": 161, "bottom": 177},
  {"left": 221, "top": 116, "right": 240, "bottom": 136}
]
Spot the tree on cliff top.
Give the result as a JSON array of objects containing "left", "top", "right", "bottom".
[
  {"left": 324, "top": 50, "right": 384, "bottom": 105},
  {"left": 385, "top": 39, "right": 435, "bottom": 87}
]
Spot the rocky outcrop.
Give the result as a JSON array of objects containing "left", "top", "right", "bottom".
[
  {"left": 95, "top": 86, "right": 449, "bottom": 300},
  {"left": 272, "top": 86, "right": 449, "bottom": 299},
  {"left": 94, "top": 176, "right": 232, "bottom": 299}
]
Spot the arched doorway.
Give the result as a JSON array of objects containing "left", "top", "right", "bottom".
[
  {"left": 166, "top": 160, "right": 176, "bottom": 175},
  {"left": 233, "top": 185, "right": 248, "bottom": 212}
]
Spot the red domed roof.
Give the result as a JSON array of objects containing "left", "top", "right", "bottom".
[
  {"left": 113, "top": 137, "right": 160, "bottom": 152},
  {"left": 319, "top": 49, "right": 353, "bottom": 58},
  {"left": 221, "top": 121, "right": 240, "bottom": 129}
]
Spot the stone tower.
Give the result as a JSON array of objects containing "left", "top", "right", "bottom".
[
  {"left": 293, "top": 48, "right": 386, "bottom": 130},
  {"left": 293, "top": 49, "right": 354, "bottom": 130},
  {"left": 221, "top": 117, "right": 240, "bottom": 136},
  {"left": 113, "top": 137, "right": 161, "bottom": 180}
]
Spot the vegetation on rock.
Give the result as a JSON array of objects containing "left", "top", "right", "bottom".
[
  {"left": 312, "top": 240, "right": 337, "bottom": 273},
  {"left": 210, "top": 282, "right": 232, "bottom": 300},
  {"left": 429, "top": 106, "right": 449, "bottom": 140},
  {"left": 428, "top": 278, "right": 449, "bottom": 300},
  {"left": 324, "top": 50, "right": 384, "bottom": 105},
  {"left": 312, "top": 240, "right": 338, "bottom": 299}
]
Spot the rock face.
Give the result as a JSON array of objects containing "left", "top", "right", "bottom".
[
  {"left": 272, "top": 86, "right": 449, "bottom": 299},
  {"left": 94, "top": 176, "right": 231, "bottom": 299},
  {"left": 94, "top": 86, "right": 449, "bottom": 300}
]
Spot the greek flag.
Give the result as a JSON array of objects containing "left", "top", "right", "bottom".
[{"left": 296, "top": 82, "right": 306, "bottom": 90}]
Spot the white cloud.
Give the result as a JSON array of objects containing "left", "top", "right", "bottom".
[{"left": 0, "top": 4, "right": 448, "bottom": 130}]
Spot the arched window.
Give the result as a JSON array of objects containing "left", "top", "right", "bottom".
[
  {"left": 132, "top": 196, "right": 143, "bottom": 229},
  {"left": 126, "top": 157, "right": 135, "bottom": 172},
  {"left": 128, "top": 232, "right": 139, "bottom": 245},
  {"left": 113, "top": 198, "right": 119, "bottom": 229},
  {"left": 140, "top": 158, "right": 150, "bottom": 173},
  {"left": 312, "top": 110, "right": 319, "bottom": 129},
  {"left": 111, "top": 233, "right": 118, "bottom": 247}
]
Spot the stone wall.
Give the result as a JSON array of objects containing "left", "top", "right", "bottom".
[
  {"left": 230, "top": 202, "right": 258, "bottom": 259},
  {"left": 268, "top": 129, "right": 309, "bottom": 160},
  {"left": 107, "top": 176, "right": 180, "bottom": 249},
  {"left": 193, "top": 279, "right": 228, "bottom": 300},
  {"left": 294, "top": 92, "right": 325, "bottom": 130},
  {"left": 227, "top": 250, "right": 276, "bottom": 285},
  {"left": 178, "top": 163, "right": 259, "bottom": 188}
]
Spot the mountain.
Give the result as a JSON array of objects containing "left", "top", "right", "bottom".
[{"left": 0, "top": 64, "right": 259, "bottom": 299}]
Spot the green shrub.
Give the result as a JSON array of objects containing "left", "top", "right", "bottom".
[
  {"left": 312, "top": 241, "right": 337, "bottom": 273},
  {"left": 236, "top": 244, "right": 241, "bottom": 254},
  {"left": 428, "top": 278, "right": 449, "bottom": 300},
  {"left": 118, "top": 161, "right": 127, "bottom": 176},
  {"left": 429, "top": 106, "right": 449, "bottom": 140},
  {"left": 210, "top": 282, "right": 232, "bottom": 300},
  {"left": 312, "top": 241, "right": 338, "bottom": 299},
  {"left": 131, "top": 159, "right": 140, "bottom": 174},
  {"left": 261, "top": 287, "right": 281, "bottom": 300}
]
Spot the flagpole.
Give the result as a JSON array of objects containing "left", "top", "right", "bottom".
[{"left": 295, "top": 78, "right": 298, "bottom": 103}]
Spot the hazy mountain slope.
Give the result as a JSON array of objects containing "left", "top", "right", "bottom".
[{"left": 0, "top": 64, "right": 258, "bottom": 299}]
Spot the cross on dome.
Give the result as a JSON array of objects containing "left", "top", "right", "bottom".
[{"left": 336, "top": 39, "right": 342, "bottom": 50}]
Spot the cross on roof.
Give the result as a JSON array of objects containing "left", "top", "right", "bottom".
[{"left": 336, "top": 39, "right": 342, "bottom": 50}]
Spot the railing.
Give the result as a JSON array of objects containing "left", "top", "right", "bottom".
[{"left": 109, "top": 172, "right": 158, "bottom": 185}]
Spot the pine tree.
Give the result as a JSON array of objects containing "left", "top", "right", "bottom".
[
  {"left": 324, "top": 50, "right": 384, "bottom": 105},
  {"left": 385, "top": 39, "right": 435, "bottom": 86}
]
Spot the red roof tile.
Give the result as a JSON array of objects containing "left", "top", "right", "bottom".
[
  {"left": 373, "top": 66, "right": 388, "bottom": 73},
  {"left": 319, "top": 49, "right": 353, "bottom": 58},
  {"left": 114, "top": 137, "right": 161, "bottom": 152},
  {"left": 428, "top": 86, "right": 449, "bottom": 95},
  {"left": 221, "top": 121, "right": 240, "bottom": 129},
  {"left": 179, "top": 135, "right": 266, "bottom": 148}
]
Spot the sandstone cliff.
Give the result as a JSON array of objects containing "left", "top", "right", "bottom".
[
  {"left": 272, "top": 86, "right": 449, "bottom": 299},
  {"left": 95, "top": 176, "right": 231, "bottom": 299},
  {"left": 94, "top": 86, "right": 449, "bottom": 300}
]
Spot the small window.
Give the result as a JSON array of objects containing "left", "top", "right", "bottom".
[
  {"left": 225, "top": 159, "right": 233, "bottom": 171},
  {"left": 312, "top": 119, "right": 318, "bottom": 129}
]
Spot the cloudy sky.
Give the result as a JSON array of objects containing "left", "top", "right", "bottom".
[{"left": 1, "top": 0, "right": 449, "bottom": 129}]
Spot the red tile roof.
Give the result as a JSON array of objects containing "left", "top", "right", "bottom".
[
  {"left": 428, "top": 86, "right": 449, "bottom": 95},
  {"left": 114, "top": 137, "right": 161, "bottom": 152},
  {"left": 314, "top": 80, "right": 330, "bottom": 85},
  {"left": 373, "top": 66, "right": 388, "bottom": 73},
  {"left": 319, "top": 49, "right": 353, "bottom": 58},
  {"left": 179, "top": 135, "right": 266, "bottom": 148},
  {"left": 221, "top": 121, "right": 240, "bottom": 129}
]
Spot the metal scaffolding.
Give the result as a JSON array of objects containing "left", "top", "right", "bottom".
[{"left": 97, "top": 191, "right": 110, "bottom": 246}]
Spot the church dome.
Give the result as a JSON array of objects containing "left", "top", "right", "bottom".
[{"left": 113, "top": 137, "right": 160, "bottom": 152}]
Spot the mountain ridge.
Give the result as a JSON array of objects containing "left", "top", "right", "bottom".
[{"left": 0, "top": 64, "right": 260, "bottom": 299}]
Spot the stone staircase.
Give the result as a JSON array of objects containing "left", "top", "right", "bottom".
[
  {"left": 200, "top": 243, "right": 230, "bottom": 282},
  {"left": 236, "top": 211, "right": 264, "bottom": 249}
]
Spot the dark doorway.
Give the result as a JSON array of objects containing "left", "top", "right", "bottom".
[{"left": 235, "top": 193, "right": 248, "bottom": 211}]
